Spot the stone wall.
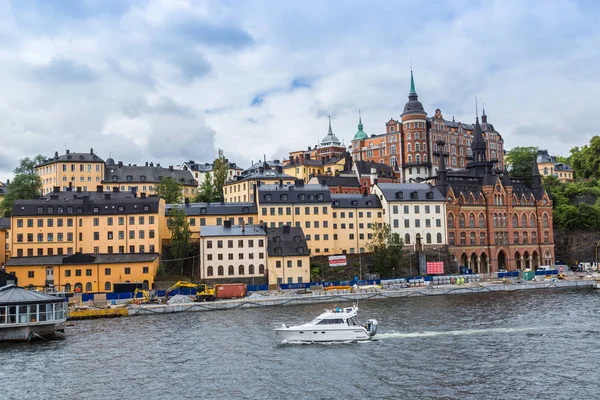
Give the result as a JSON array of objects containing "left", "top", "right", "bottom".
[{"left": 554, "top": 229, "right": 600, "bottom": 266}]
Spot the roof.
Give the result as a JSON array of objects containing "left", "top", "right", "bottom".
[
  {"left": 401, "top": 71, "right": 426, "bottom": 117},
  {"left": 104, "top": 164, "right": 196, "bottom": 186},
  {"left": 5, "top": 253, "right": 159, "bottom": 267},
  {"left": 537, "top": 150, "right": 553, "bottom": 164},
  {"left": 0, "top": 186, "right": 8, "bottom": 196},
  {"left": 286, "top": 155, "right": 344, "bottom": 167},
  {"left": 37, "top": 149, "right": 104, "bottom": 167},
  {"left": 258, "top": 183, "right": 332, "bottom": 203},
  {"left": 181, "top": 160, "right": 241, "bottom": 172},
  {"left": 44, "top": 188, "right": 138, "bottom": 200},
  {"left": 376, "top": 183, "right": 444, "bottom": 202},
  {"left": 166, "top": 202, "right": 257, "bottom": 216},
  {"left": 0, "top": 218, "right": 10, "bottom": 229},
  {"left": 311, "top": 176, "right": 361, "bottom": 188},
  {"left": 244, "top": 160, "right": 283, "bottom": 174},
  {"left": 320, "top": 117, "right": 342, "bottom": 147},
  {"left": 0, "top": 285, "right": 66, "bottom": 306},
  {"left": 12, "top": 195, "right": 161, "bottom": 217},
  {"left": 200, "top": 224, "right": 266, "bottom": 237},
  {"left": 331, "top": 194, "right": 382, "bottom": 208},
  {"left": 353, "top": 116, "right": 368, "bottom": 140},
  {"left": 227, "top": 166, "right": 294, "bottom": 184},
  {"left": 354, "top": 160, "right": 396, "bottom": 178},
  {"left": 267, "top": 226, "right": 309, "bottom": 257}
]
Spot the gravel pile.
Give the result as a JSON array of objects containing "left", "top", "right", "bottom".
[{"left": 167, "top": 294, "right": 194, "bottom": 304}]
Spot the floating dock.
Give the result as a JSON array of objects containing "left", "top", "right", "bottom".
[{"left": 69, "top": 307, "right": 128, "bottom": 320}]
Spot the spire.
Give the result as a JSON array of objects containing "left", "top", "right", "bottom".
[
  {"left": 410, "top": 70, "right": 416, "bottom": 95},
  {"left": 358, "top": 110, "right": 363, "bottom": 130},
  {"left": 353, "top": 110, "right": 368, "bottom": 140},
  {"left": 481, "top": 103, "right": 488, "bottom": 124},
  {"left": 328, "top": 115, "right": 333, "bottom": 134}
]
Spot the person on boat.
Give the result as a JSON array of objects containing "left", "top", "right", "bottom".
[{"left": 335, "top": 305, "right": 341, "bottom": 313}]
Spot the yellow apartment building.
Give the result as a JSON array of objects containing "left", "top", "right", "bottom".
[
  {"left": 256, "top": 182, "right": 335, "bottom": 256},
  {"left": 223, "top": 165, "right": 295, "bottom": 203},
  {"left": 36, "top": 149, "right": 105, "bottom": 195},
  {"left": 0, "top": 218, "right": 8, "bottom": 267},
  {"left": 163, "top": 202, "right": 258, "bottom": 243},
  {"left": 266, "top": 226, "right": 310, "bottom": 285},
  {"left": 282, "top": 153, "right": 350, "bottom": 184},
  {"left": 537, "top": 150, "right": 573, "bottom": 182},
  {"left": 199, "top": 222, "right": 267, "bottom": 284},
  {"left": 330, "top": 194, "right": 383, "bottom": 255},
  {"left": 10, "top": 188, "right": 164, "bottom": 257},
  {"left": 5, "top": 253, "right": 160, "bottom": 293}
]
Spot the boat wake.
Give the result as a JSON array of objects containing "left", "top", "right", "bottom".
[
  {"left": 279, "top": 339, "right": 369, "bottom": 346},
  {"left": 377, "top": 326, "right": 542, "bottom": 339}
]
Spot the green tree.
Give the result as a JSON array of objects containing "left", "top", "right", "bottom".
[
  {"left": 506, "top": 146, "right": 538, "bottom": 184},
  {"left": 0, "top": 155, "right": 44, "bottom": 217},
  {"left": 167, "top": 207, "right": 192, "bottom": 275},
  {"left": 211, "top": 154, "right": 229, "bottom": 202},
  {"left": 569, "top": 136, "right": 600, "bottom": 179},
  {"left": 194, "top": 171, "right": 215, "bottom": 203},
  {"left": 155, "top": 177, "right": 182, "bottom": 204},
  {"left": 367, "top": 223, "right": 404, "bottom": 278}
]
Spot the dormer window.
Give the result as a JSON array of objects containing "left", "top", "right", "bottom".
[
  {"left": 275, "top": 247, "right": 282, "bottom": 254},
  {"left": 366, "top": 201, "right": 372, "bottom": 206},
  {"left": 351, "top": 200, "right": 358, "bottom": 206},
  {"left": 296, "top": 246, "right": 304, "bottom": 253},
  {"left": 293, "top": 236, "right": 301, "bottom": 243},
  {"left": 298, "top": 194, "right": 305, "bottom": 201},
  {"left": 140, "top": 175, "right": 146, "bottom": 182},
  {"left": 316, "top": 194, "right": 323, "bottom": 201},
  {"left": 242, "top": 207, "right": 249, "bottom": 213},
  {"left": 273, "top": 236, "right": 281, "bottom": 243},
  {"left": 37, "top": 206, "right": 43, "bottom": 214},
  {"left": 410, "top": 192, "right": 418, "bottom": 200},
  {"left": 93, "top": 207, "right": 99, "bottom": 213},
  {"left": 200, "top": 208, "right": 207, "bottom": 214},
  {"left": 126, "top": 176, "right": 133, "bottom": 182},
  {"left": 79, "top": 155, "right": 84, "bottom": 160},
  {"left": 426, "top": 191, "right": 434, "bottom": 199},
  {"left": 112, "top": 175, "right": 118, "bottom": 182},
  {"left": 308, "top": 194, "right": 314, "bottom": 201},
  {"left": 143, "top": 205, "right": 149, "bottom": 211},
  {"left": 333, "top": 201, "right": 340, "bottom": 207},
  {"left": 118, "top": 206, "right": 124, "bottom": 212},
  {"left": 280, "top": 194, "right": 288, "bottom": 201},
  {"left": 264, "top": 194, "right": 272, "bottom": 202}
]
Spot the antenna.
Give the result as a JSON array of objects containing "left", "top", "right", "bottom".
[{"left": 475, "top": 96, "right": 478, "bottom": 118}]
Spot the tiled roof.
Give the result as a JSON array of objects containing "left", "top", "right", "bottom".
[
  {"left": 331, "top": 194, "right": 382, "bottom": 208},
  {"left": 0, "top": 218, "right": 10, "bottom": 229},
  {"left": 37, "top": 150, "right": 104, "bottom": 166},
  {"left": 12, "top": 195, "right": 161, "bottom": 216},
  {"left": 376, "top": 183, "right": 444, "bottom": 202},
  {"left": 5, "top": 253, "right": 159, "bottom": 266},
  {"left": 200, "top": 224, "right": 266, "bottom": 237},
  {"left": 166, "top": 202, "right": 257, "bottom": 216},
  {"left": 0, "top": 285, "right": 66, "bottom": 305},
  {"left": 104, "top": 164, "right": 196, "bottom": 186},
  {"left": 311, "top": 176, "right": 361, "bottom": 188}
]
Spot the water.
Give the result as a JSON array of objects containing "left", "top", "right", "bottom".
[{"left": 2, "top": 289, "right": 600, "bottom": 399}]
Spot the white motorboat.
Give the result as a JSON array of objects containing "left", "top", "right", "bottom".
[{"left": 275, "top": 305, "right": 377, "bottom": 342}]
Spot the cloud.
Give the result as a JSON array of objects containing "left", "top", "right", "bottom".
[{"left": 31, "top": 56, "right": 97, "bottom": 83}]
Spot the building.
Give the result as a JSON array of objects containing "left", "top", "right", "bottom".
[
  {"left": 199, "top": 222, "right": 267, "bottom": 283},
  {"left": 307, "top": 175, "right": 363, "bottom": 194},
  {"left": 256, "top": 181, "right": 335, "bottom": 256},
  {"left": 37, "top": 149, "right": 105, "bottom": 195},
  {"left": 0, "top": 218, "right": 9, "bottom": 267},
  {"left": 372, "top": 183, "right": 446, "bottom": 248},
  {"left": 435, "top": 116, "right": 554, "bottom": 273},
  {"left": 537, "top": 150, "right": 573, "bottom": 182},
  {"left": 286, "top": 117, "right": 348, "bottom": 166},
  {"left": 223, "top": 164, "right": 295, "bottom": 203},
  {"left": 178, "top": 158, "right": 243, "bottom": 189},
  {"left": 351, "top": 72, "right": 504, "bottom": 182},
  {"left": 330, "top": 193, "right": 383, "bottom": 255},
  {"left": 104, "top": 159, "right": 197, "bottom": 199},
  {"left": 0, "top": 181, "right": 8, "bottom": 199},
  {"left": 353, "top": 160, "right": 399, "bottom": 191},
  {"left": 283, "top": 153, "right": 350, "bottom": 184},
  {"left": 164, "top": 202, "right": 258, "bottom": 243},
  {"left": 266, "top": 226, "right": 310, "bottom": 285},
  {"left": 10, "top": 187, "right": 164, "bottom": 258},
  {"left": 4, "top": 253, "right": 160, "bottom": 293}
]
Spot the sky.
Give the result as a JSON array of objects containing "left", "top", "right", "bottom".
[{"left": 0, "top": 0, "right": 598, "bottom": 180}]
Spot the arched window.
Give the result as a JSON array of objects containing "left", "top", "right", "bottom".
[
  {"left": 426, "top": 233, "right": 432, "bottom": 244},
  {"left": 448, "top": 213, "right": 455, "bottom": 228},
  {"left": 521, "top": 214, "right": 527, "bottom": 227},
  {"left": 408, "top": 155, "right": 412, "bottom": 163},
  {"left": 469, "top": 213, "right": 475, "bottom": 228},
  {"left": 437, "top": 232, "right": 442, "bottom": 244},
  {"left": 404, "top": 233, "right": 411, "bottom": 244},
  {"left": 543, "top": 213, "right": 549, "bottom": 228},
  {"left": 104, "top": 282, "right": 110, "bottom": 291},
  {"left": 459, "top": 214, "right": 465, "bottom": 228},
  {"left": 390, "top": 145, "right": 396, "bottom": 155},
  {"left": 74, "top": 282, "right": 83, "bottom": 292},
  {"left": 218, "top": 266, "right": 224, "bottom": 276},
  {"left": 544, "top": 231, "right": 549, "bottom": 243},
  {"left": 512, "top": 214, "right": 518, "bottom": 228},
  {"left": 65, "top": 283, "right": 72, "bottom": 292},
  {"left": 228, "top": 265, "right": 234, "bottom": 275},
  {"left": 460, "top": 232, "right": 466, "bottom": 245},
  {"left": 249, "top": 264, "right": 255, "bottom": 274},
  {"left": 449, "top": 232, "right": 455, "bottom": 245},
  {"left": 422, "top": 142, "right": 427, "bottom": 151},
  {"left": 415, "top": 143, "right": 420, "bottom": 152},
  {"left": 543, "top": 167, "right": 548, "bottom": 175},
  {"left": 207, "top": 266, "right": 214, "bottom": 276},
  {"left": 478, "top": 213, "right": 485, "bottom": 228},
  {"left": 530, "top": 213, "right": 536, "bottom": 228},
  {"left": 479, "top": 232, "right": 485, "bottom": 245},
  {"left": 502, "top": 213, "right": 507, "bottom": 228},
  {"left": 513, "top": 232, "right": 519, "bottom": 244},
  {"left": 416, "top": 154, "right": 421, "bottom": 163},
  {"left": 451, "top": 156, "right": 456, "bottom": 166},
  {"left": 259, "top": 264, "right": 265, "bottom": 274},
  {"left": 423, "top": 154, "right": 427, "bottom": 162},
  {"left": 85, "top": 282, "right": 92, "bottom": 292},
  {"left": 470, "top": 232, "right": 476, "bottom": 245},
  {"left": 239, "top": 265, "right": 245, "bottom": 275},
  {"left": 407, "top": 143, "right": 412, "bottom": 153},
  {"left": 522, "top": 232, "right": 528, "bottom": 244},
  {"left": 493, "top": 213, "right": 497, "bottom": 228}
]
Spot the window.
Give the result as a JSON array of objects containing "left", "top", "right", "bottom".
[
  {"left": 105, "top": 268, "right": 111, "bottom": 275},
  {"left": 94, "top": 232, "right": 99, "bottom": 240},
  {"left": 404, "top": 220, "right": 410, "bottom": 228},
  {"left": 124, "top": 267, "right": 131, "bottom": 275},
  {"left": 217, "top": 240, "right": 223, "bottom": 249},
  {"left": 437, "top": 233, "right": 442, "bottom": 244},
  {"left": 93, "top": 218, "right": 99, "bottom": 226},
  {"left": 129, "top": 230, "right": 135, "bottom": 239},
  {"left": 65, "top": 270, "right": 71, "bottom": 277}
]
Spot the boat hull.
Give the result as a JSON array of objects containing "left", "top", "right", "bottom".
[
  {"left": 0, "top": 320, "right": 66, "bottom": 342},
  {"left": 275, "top": 326, "right": 373, "bottom": 342}
]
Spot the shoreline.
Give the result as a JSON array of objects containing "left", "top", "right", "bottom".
[{"left": 125, "top": 279, "right": 596, "bottom": 317}]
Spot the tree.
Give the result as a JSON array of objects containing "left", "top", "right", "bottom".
[
  {"left": 367, "top": 223, "right": 404, "bottom": 278},
  {"left": 212, "top": 154, "right": 229, "bottom": 202},
  {"left": 0, "top": 156, "right": 44, "bottom": 217},
  {"left": 569, "top": 136, "right": 600, "bottom": 179},
  {"left": 167, "top": 207, "right": 192, "bottom": 275},
  {"left": 506, "top": 146, "right": 537, "bottom": 184},
  {"left": 155, "top": 177, "right": 182, "bottom": 204},
  {"left": 194, "top": 171, "right": 215, "bottom": 203}
]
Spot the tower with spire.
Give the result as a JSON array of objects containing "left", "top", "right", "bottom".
[{"left": 353, "top": 110, "right": 368, "bottom": 141}]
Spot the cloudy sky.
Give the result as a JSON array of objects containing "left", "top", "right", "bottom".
[{"left": 0, "top": 0, "right": 598, "bottom": 180}]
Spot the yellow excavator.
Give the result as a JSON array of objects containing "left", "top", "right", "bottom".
[
  {"left": 131, "top": 288, "right": 159, "bottom": 304},
  {"left": 164, "top": 281, "right": 216, "bottom": 302}
]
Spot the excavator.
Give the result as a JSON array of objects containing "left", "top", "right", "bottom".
[
  {"left": 131, "top": 288, "right": 160, "bottom": 304},
  {"left": 164, "top": 281, "right": 216, "bottom": 302}
]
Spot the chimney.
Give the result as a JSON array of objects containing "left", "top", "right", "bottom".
[
  {"left": 370, "top": 167, "right": 378, "bottom": 187},
  {"left": 306, "top": 153, "right": 310, "bottom": 160},
  {"left": 279, "top": 178, "right": 283, "bottom": 186},
  {"left": 96, "top": 185, "right": 103, "bottom": 193},
  {"left": 140, "top": 192, "right": 146, "bottom": 199},
  {"left": 104, "top": 193, "right": 111, "bottom": 200},
  {"left": 53, "top": 186, "right": 60, "bottom": 193},
  {"left": 68, "top": 182, "right": 73, "bottom": 191},
  {"left": 283, "top": 225, "right": 291, "bottom": 234},
  {"left": 66, "top": 149, "right": 70, "bottom": 154},
  {"left": 169, "top": 166, "right": 173, "bottom": 171},
  {"left": 295, "top": 179, "right": 304, "bottom": 187},
  {"left": 289, "top": 156, "right": 293, "bottom": 164},
  {"left": 76, "top": 187, "right": 82, "bottom": 193},
  {"left": 276, "top": 166, "right": 283, "bottom": 174},
  {"left": 150, "top": 162, "right": 154, "bottom": 167},
  {"left": 156, "top": 163, "right": 161, "bottom": 168},
  {"left": 224, "top": 220, "right": 232, "bottom": 228},
  {"left": 259, "top": 166, "right": 264, "bottom": 174},
  {"left": 90, "top": 147, "right": 94, "bottom": 154},
  {"left": 82, "top": 195, "right": 89, "bottom": 207},
  {"left": 54, "top": 151, "right": 59, "bottom": 157},
  {"left": 299, "top": 154, "right": 304, "bottom": 164},
  {"left": 118, "top": 161, "right": 123, "bottom": 167},
  {"left": 145, "top": 161, "right": 148, "bottom": 167}
]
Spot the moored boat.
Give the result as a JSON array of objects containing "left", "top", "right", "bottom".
[
  {"left": 0, "top": 285, "right": 68, "bottom": 342},
  {"left": 275, "top": 305, "right": 377, "bottom": 342}
]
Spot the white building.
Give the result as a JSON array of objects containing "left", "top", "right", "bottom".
[
  {"left": 371, "top": 182, "right": 446, "bottom": 248},
  {"left": 178, "top": 157, "right": 243, "bottom": 190}
]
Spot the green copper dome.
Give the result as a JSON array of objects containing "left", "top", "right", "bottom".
[{"left": 353, "top": 115, "right": 368, "bottom": 140}]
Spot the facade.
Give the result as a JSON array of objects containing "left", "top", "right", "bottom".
[
  {"left": 436, "top": 117, "right": 554, "bottom": 273},
  {"left": 4, "top": 253, "right": 160, "bottom": 293},
  {"left": 177, "top": 159, "right": 243, "bottom": 189},
  {"left": 10, "top": 187, "right": 164, "bottom": 258},
  {"left": 199, "top": 223, "right": 267, "bottom": 283},
  {"left": 351, "top": 72, "right": 504, "bottom": 182},
  {"left": 266, "top": 226, "right": 310, "bottom": 285},
  {"left": 372, "top": 183, "right": 446, "bottom": 248},
  {"left": 537, "top": 150, "right": 573, "bottom": 182},
  {"left": 307, "top": 175, "right": 363, "bottom": 194},
  {"left": 223, "top": 165, "right": 295, "bottom": 203},
  {"left": 286, "top": 117, "right": 348, "bottom": 167},
  {"left": 353, "top": 160, "right": 399, "bottom": 191},
  {"left": 330, "top": 194, "right": 383, "bottom": 255},
  {"left": 37, "top": 149, "right": 105, "bottom": 195},
  {"left": 256, "top": 182, "right": 335, "bottom": 256},
  {"left": 283, "top": 153, "right": 350, "bottom": 184}
]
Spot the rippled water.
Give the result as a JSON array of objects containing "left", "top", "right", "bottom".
[{"left": 2, "top": 288, "right": 600, "bottom": 399}]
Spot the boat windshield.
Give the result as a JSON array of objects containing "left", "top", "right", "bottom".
[
  {"left": 317, "top": 318, "right": 345, "bottom": 325},
  {"left": 347, "top": 317, "right": 361, "bottom": 326}
]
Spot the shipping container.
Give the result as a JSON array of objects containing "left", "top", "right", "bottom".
[{"left": 215, "top": 284, "right": 246, "bottom": 299}]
